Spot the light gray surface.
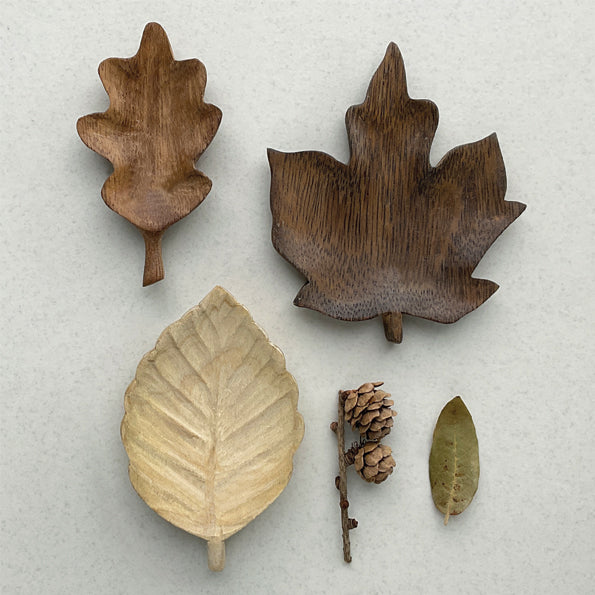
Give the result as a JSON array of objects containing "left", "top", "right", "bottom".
[{"left": 1, "top": 1, "right": 594, "bottom": 593}]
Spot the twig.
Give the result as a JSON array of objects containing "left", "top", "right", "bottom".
[{"left": 333, "top": 390, "right": 357, "bottom": 562}]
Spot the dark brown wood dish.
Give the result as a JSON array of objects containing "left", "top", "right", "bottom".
[
  {"left": 268, "top": 43, "right": 525, "bottom": 342},
  {"left": 77, "top": 23, "right": 221, "bottom": 286}
]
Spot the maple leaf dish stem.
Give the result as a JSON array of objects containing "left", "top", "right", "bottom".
[{"left": 382, "top": 311, "right": 403, "bottom": 343}]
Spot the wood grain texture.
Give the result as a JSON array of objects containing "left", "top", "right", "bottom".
[
  {"left": 77, "top": 23, "right": 221, "bottom": 286},
  {"left": 121, "top": 286, "right": 304, "bottom": 571},
  {"left": 269, "top": 43, "right": 526, "bottom": 342}
]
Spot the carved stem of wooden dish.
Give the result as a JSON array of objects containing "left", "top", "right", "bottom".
[
  {"left": 382, "top": 312, "right": 403, "bottom": 344},
  {"left": 141, "top": 230, "right": 165, "bottom": 286},
  {"left": 207, "top": 539, "right": 225, "bottom": 572}
]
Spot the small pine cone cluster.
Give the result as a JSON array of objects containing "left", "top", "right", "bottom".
[
  {"left": 354, "top": 442, "right": 396, "bottom": 484},
  {"left": 343, "top": 382, "right": 396, "bottom": 441}
]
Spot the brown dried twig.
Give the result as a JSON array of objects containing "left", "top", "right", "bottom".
[{"left": 332, "top": 391, "right": 358, "bottom": 562}]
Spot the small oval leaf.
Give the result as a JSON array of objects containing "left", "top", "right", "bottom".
[
  {"left": 429, "top": 396, "right": 479, "bottom": 524},
  {"left": 121, "top": 286, "right": 304, "bottom": 569}
]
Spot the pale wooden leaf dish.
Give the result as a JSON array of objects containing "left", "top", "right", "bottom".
[{"left": 121, "top": 286, "right": 304, "bottom": 571}]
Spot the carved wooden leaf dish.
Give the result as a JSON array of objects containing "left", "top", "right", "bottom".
[
  {"left": 121, "top": 286, "right": 304, "bottom": 571},
  {"left": 269, "top": 43, "right": 526, "bottom": 342},
  {"left": 77, "top": 23, "right": 221, "bottom": 286}
]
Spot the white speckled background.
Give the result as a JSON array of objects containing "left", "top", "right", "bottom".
[{"left": 2, "top": 1, "right": 594, "bottom": 593}]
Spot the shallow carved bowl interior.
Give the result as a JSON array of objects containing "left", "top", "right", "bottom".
[{"left": 121, "top": 286, "right": 304, "bottom": 570}]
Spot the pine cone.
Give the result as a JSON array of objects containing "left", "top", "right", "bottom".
[
  {"left": 354, "top": 442, "right": 395, "bottom": 484},
  {"left": 343, "top": 382, "right": 396, "bottom": 440}
]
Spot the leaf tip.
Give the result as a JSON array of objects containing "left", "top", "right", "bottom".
[
  {"left": 381, "top": 40, "right": 406, "bottom": 73},
  {"left": 353, "top": 39, "right": 409, "bottom": 115},
  {"left": 448, "top": 395, "right": 467, "bottom": 412},
  {"left": 142, "top": 21, "right": 167, "bottom": 38},
  {"left": 75, "top": 115, "right": 86, "bottom": 135},
  {"left": 385, "top": 41, "right": 402, "bottom": 60},
  {"left": 293, "top": 283, "right": 315, "bottom": 309},
  {"left": 204, "top": 285, "right": 234, "bottom": 305},
  {"left": 213, "top": 104, "right": 223, "bottom": 125},
  {"left": 471, "top": 278, "right": 500, "bottom": 309},
  {"left": 267, "top": 148, "right": 284, "bottom": 167},
  {"left": 138, "top": 22, "right": 174, "bottom": 62},
  {"left": 510, "top": 200, "right": 527, "bottom": 219}
]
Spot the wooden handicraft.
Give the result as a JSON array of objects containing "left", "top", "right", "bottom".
[
  {"left": 269, "top": 43, "right": 525, "bottom": 342},
  {"left": 121, "top": 287, "right": 304, "bottom": 570},
  {"left": 78, "top": 23, "right": 221, "bottom": 285}
]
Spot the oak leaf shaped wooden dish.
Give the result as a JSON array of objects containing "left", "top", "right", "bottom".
[
  {"left": 77, "top": 22, "right": 221, "bottom": 286},
  {"left": 268, "top": 43, "right": 526, "bottom": 342},
  {"left": 121, "top": 286, "right": 304, "bottom": 571}
]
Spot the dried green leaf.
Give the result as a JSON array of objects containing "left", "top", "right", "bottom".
[{"left": 429, "top": 397, "right": 479, "bottom": 525}]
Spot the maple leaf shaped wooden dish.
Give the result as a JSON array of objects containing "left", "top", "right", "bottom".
[
  {"left": 77, "top": 23, "right": 221, "bottom": 286},
  {"left": 268, "top": 43, "right": 525, "bottom": 342},
  {"left": 121, "top": 286, "right": 304, "bottom": 571}
]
